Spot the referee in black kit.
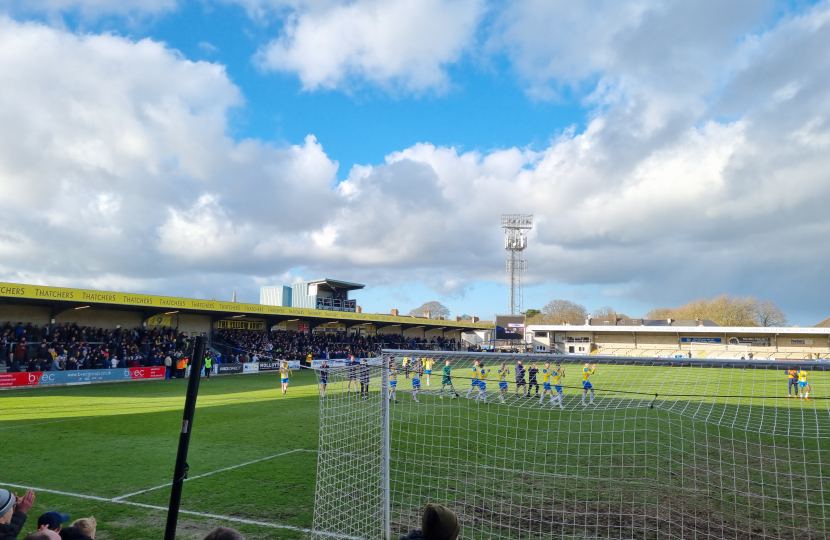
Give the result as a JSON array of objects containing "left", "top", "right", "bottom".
[
  {"left": 514, "top": 359, "right": 527, "bottom": 397},
  {"left": 359, "top": 358, "right": 371, "bottom": 400}
]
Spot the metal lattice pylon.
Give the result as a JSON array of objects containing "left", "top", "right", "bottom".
[{"left": 501, "top": 214, "right": 532, "bottom": 314}]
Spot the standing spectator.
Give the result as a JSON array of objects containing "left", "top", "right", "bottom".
[
  {"left": 13, "top": 340, "right": 27, "bottom": 370},
  {"left": 0, "top": 489, "right": 35, "bottom": 540},
  {"left": 164, "top": 354, "right": 172, "bottom": 379}
]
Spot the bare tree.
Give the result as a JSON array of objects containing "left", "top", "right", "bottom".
[
  {"left": 409, "top": 301, "right": 450, "bottom": 319},
  {"left": 541, "top": 299, "right": 588, "bottom": 324},
  {"left": 756, "top": 301, "right": 788, "bottom": 327},
  {"left": 591, "top": 306, "right": 628, "bottom": 319},
  {"left": 645, "top": 295, "right": 786, "bottom": 327}
]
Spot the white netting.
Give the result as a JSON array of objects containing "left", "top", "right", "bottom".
[{"left": 313, "top": 352, "right": 829, "bottom": 540}]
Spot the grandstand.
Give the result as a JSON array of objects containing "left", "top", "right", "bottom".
[{"left": 528, "top": 318, "right": 830, "bottom": 360}]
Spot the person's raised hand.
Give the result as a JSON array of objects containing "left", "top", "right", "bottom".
[{"left": 15, "top": 490, "right": 35, "bottom": 514}]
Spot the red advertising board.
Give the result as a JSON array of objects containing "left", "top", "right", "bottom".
[
  {"left": 129, "top": 367, "right": 166, "bottom": 379},
  {"left": 0, "top": 372, "right": 41, "bottom": 388}
]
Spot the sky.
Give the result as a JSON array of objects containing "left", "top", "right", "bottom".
[{"left": 0, "top": 0, "right": 829, "bottom": 325}]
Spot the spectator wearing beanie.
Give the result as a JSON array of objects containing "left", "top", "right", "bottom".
[
  {"left": 399, "top": 503, "right": 461, "bottom": 540},
  {"left": 203, "top": 527, "right": 244, "bottom": 540},
  {"left": 0, "top": 489, "right": 35, "bottom": 540}
]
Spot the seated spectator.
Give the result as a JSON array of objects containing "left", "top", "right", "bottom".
[
  {"left": 204, "top": 527, "right": 244, "bottom": 540},
  {"left": 399, "top": 503, "right": 460, "bottom": 540},
  {"left": 69, "top": 518, "right": 95, "bottom": 539},
  {"left": 37, "top": 512, "right": 69, "bottom": 534},
  {"left": 0, "top": 489, "right": 35, "bottom": 540}
]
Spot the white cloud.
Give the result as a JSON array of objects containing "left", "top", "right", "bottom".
[
  {"left": 0, "top": 17, "right": 339, "bottom": 291},
  {"left": 0, "top": 0, "right": 177, "bottom": 17},
  {"left": 253, "top": 0, "right": 484, "bottom": 92},
  {"left": 3, "top": 2, "right": 830, "bottom": 320}
]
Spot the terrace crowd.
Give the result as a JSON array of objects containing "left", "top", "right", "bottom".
[
  {"left": 1, "top": 321, "right": 199, "bottom": 372},
  {"left": 216, "top": 329, "right": 461, "bottom": 362}
]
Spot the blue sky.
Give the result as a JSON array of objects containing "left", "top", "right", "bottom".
[{"left": 1, "top": 0, "right": 829, "bottom": 325}]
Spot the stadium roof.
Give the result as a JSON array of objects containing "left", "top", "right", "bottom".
[
  {"left": 298, "top": 278, "right": 365, "bottom": 291},
  {"left": 0, "top": 281, "right": 490, "bottom": 330},
  {"left": 814, "top": 317, "right": 830, "bottom": 328}
]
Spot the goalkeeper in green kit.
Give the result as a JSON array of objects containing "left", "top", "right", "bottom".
[{"left": 439, "top": 359, "right": 458, "bottom": 399}]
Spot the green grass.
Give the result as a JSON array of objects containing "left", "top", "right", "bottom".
[
  {"left": 0, "top": 370, "right": 321, "bottom": 540},
  {"left": 2, "top": 360, "right": 828, "bottom": 540}
]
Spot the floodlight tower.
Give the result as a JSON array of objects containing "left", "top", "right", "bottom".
[{"left": 501, "top": 214, "right": 533, "bottom": 315}]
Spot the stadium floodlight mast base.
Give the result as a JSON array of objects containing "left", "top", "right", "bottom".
[
  {"left": 501, "top": 214, "right": 532, "bottom": 315},
  {"left": 312, "top": 351, "right": 828, "bottom": 540}
]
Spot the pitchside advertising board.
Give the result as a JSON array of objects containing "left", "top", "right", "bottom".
[
  {"left": 218, "top": 360, "right": 301, "bottom": 375},
  {"left": 494, "top": 314, "right": 526, "bottom": 341},
  {"left": 0, "top": 367, "right": 166, "bottom": 389}
]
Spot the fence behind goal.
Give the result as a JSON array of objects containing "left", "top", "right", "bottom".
[{"left": 311, "top": 352, "right": 829, "bottom": 540}]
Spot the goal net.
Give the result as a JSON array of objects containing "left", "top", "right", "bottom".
[
  {"left": 689, "top": 342, "right": 749, "bottom": 359},
  {"left": 311, "top": 352, "right": 828, "bottom": 540}
]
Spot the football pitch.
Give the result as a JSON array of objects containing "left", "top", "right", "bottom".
[
  {"left": 1, "top": 361, "right": 828, "bottom": 540},
  {"left": 0, "top": 370, "right": 322, "bottom": 540}
]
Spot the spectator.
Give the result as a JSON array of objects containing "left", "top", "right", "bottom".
[
  {"left": 0, "top": 489, "right": 35, "bottom": 540},
  {"left": 69, "top": 518, "right": 95, "bottom": 539},
  {"left": 399, "top": 503, "right": 460, "bottom": 540},
  {"left": 203, "top": 527, "right": 244, "bottom": 540},
  {"left": 22, "top": 533, "right": 60, "bottom": 540},
  {"left": 37, "top": 512, "right": 68, "bottom": 534},
  {"left": 57, "top": 527, "right": 91, "bottom": 540}
]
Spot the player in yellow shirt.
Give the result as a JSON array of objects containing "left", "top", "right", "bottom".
[
  {"left": 497, "top": 363, "right": 511, "bottom": 403},
  {"left": 280, "top": 360, "right": 293, "bottom": 395},
  {"left": 798, "top": 368, "right": 811, "bottom": 401},
  {"left": 786, "top": 368, "right": 799, "bottom": 397},
  {"left": 465, "top": 359, "right": 480, "bottom": 398},
  {"left": 424, "top": 357, "right": 435, "bottom": 386},
  {"left": 581, "top": 363, "right": 597, "bottom": 406},
  {"left": 389, "top": 360, "right": 399, "bottom": 404},
  {"left": 538, "top": 361, "right": 563, "bottom": 408},
  {"left": 475, "top": 362, "right": 490, "bottom": 404},
  {"left": 541, "top": 362, "right": 565, "bottom": 408}
]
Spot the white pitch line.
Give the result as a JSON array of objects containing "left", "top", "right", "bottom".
[
  {"left": 0, "top": 480, "right": 357, "bottom": 539},
  {"left": 112, "top": 448, "right": 317, "bottom": 501}
]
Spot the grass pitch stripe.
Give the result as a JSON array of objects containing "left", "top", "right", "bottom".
[{"left": 112, "top": 448, "right": 317, "bottom": 501}]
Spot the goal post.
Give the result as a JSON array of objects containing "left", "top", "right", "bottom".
[{"left": 312, "top": 352, "right": 828, "bottom": 540}]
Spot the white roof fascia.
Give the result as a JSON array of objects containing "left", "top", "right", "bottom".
[{"left": 526, "top": 325, "right": 830, "bottom": 335}]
